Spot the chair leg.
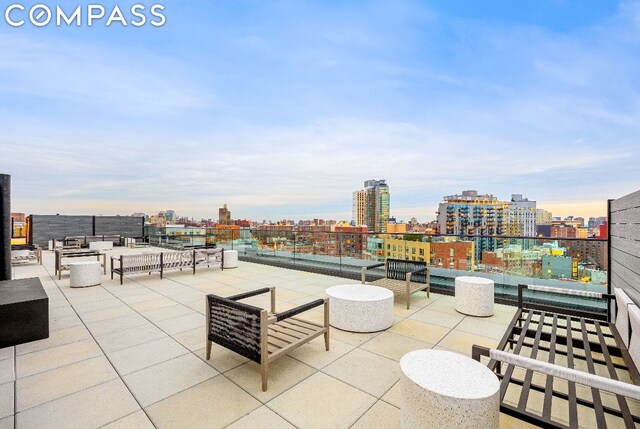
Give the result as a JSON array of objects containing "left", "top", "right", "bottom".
[
  {"left": 261, "top": 361, "right": 268, "bottom": 392},
  {"left": 406, "top": 276, "right": 411, "bottom": 310},
  {"left": 206, "top": 340, "right": 212, "bottom": 360}
]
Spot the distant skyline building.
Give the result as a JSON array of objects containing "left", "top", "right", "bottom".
[
  {"left": 588, "top": 216, "right": 607, "bottom": 228},
  {"left": 164, "top": 210, "right": 177, "bottom": 223},
  {"left": 352, "top": 179, "right": 390, "bottom": 232},
  {"left": 219, "top": 203, "right": 231, "bottom": 225},
  {"left": 536, "top": 209, "right": 553, "bottom": 226},
  {"left": 364, "top": 179, "right": 390, "bottom": 233}
]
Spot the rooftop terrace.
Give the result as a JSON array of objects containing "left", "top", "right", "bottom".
[{"left": 1, "top": 246, "right": 535, "bottom": 429}]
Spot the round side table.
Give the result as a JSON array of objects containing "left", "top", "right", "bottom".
[
  {"left": 326, "top": 284, "right": 394, "bottom": 332},
  {"left": 400, "top": 349, "right": 500, "bottom": 429},
  {"left": 455, "top": 276, "right": 494, "bottom": 317}
]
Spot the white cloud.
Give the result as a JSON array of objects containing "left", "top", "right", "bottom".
[{"left": 0, "top": 31, "right": 209, "bottom": 112}]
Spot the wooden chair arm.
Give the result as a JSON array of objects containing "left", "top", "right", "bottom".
[
  {"left": 362, "top": 262, "right": 386, "bottom": 284},
  {"left": 275, "top": 299, "right": 325, "bottom": 322},
  {"left": 365, "top": 262, "right": 386, "bottom": 270},
  {"left": 226, "top": 287, "right": 272, "bottom": 301},
  {"left": 410, "top": 267, "right": 429, "bottom": 275}
]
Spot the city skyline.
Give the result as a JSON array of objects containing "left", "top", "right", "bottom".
[
  {"left": 7, "top": 188, "right": 611, "bottom": 224},
  {"left": 2, "top": 1, "right": 639, "bottom": 219},
  {"left": 70, "top": 188, "right": 607, "bottom": 226}
]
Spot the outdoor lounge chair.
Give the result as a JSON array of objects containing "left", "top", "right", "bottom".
[
  {"left": 361, "top": 258, "right": 430, "bottom": 309},
  {"left": 206, "top": 287, "right": 329, "bottom": 391},
  {"left": 472, "top": 284, "right": 640, "bottom": 428}
]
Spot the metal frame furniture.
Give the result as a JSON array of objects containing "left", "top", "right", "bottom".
[
  {"left": 361, "top": 258, "right": 430, "bottom": 309},
  {"left": 473, "top": 284, "right": 640, "bottom": 428},
  {"left": 55, "top": 249, "right": 106, "bottom": 280},
  {"left": 11, "top": 245, "right": 42, "bottom": 265},
  {"left": 111, "top": 248, "right": 224, "bottom": 284},
  {"left": 206, "top": 287, "right": 329, "bottom": 391}
]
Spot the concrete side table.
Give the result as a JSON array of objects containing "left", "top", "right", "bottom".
[
  {"left": 70, "top": 261, "right": 102, "bottom": 288},
  {"left": 326, "top": 284, "right": 394, "bottom": 332},
  {"left": 223, "top": 250, "right": 239, "bottom": 268},
  {"left": 400, "top": 349, "right": 500, "bottom": 429},
  {"left": 455, "top": 276, "right": 494, "bottom": 317}
]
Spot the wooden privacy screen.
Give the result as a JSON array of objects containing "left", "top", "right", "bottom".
[
  {"left": 29, "top": 215, "right": 144, "bottom": 248},
  {"left": 610, "top": 190, "right": 640, "bottom": 306}
]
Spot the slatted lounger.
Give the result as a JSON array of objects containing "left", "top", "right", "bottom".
[
  {"left": 206, "top": 287, "right": 329, "bottom": 391},
  {"left": 361, "top": 258, "right": 430, "bottom": 309},
  {"left": 473, "top": 284, "right": 640, "bottom": 428}
]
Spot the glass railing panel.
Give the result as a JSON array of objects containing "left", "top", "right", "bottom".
[{"left": 148, "top": 228, "right": 609, "bottom": 318}]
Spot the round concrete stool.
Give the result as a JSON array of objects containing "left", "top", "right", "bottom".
[
  {"left": 326, "top": 284, "right": 394, "bottom": 332},
  {"left": 455, "top": 276, "right": 494, "bottom": 317},
  {"left": 223, "top": 250, "right": 239, "bottom": 268},
  {"left": 69, "top": 261, "right": 102, "bottom": 288},
  {"left": 400, "top": 349, "right": 500, "bottom": 429}
]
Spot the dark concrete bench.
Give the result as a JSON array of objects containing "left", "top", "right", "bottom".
[{"left": 0, "top": 277, "right": 49, "bottom": 348}]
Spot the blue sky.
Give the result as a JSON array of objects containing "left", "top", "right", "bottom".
[{"left": 1, "top": 0, "right": 639, "bottom": 221}]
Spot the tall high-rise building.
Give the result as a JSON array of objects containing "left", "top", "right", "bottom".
[
  {"left": 437, "top": 190, "right": 504, "bottom": 261},
  {"left": 364, "top": 179, "right": 390, "bottom": 233},
  {"left": 437, "top": 191, "right": 503, "bottom": 236},
  {"left": 438, "top": 191, "right": 542, "bottom": 260},
  {"left": 219, "top": 204, "right": 231, "bottom": 225},
  {"left": 506, "top": 194, "right": 537, "bottom": 237},
  {"left": 352, "top": 189, "right": 367, "bottom": 226},
  {"left": 352, "top": 180, "right": 390, "bottom": 232}
]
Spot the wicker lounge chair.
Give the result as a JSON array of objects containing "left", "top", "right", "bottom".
[{"left": 206, "top": 287, "right": 329, "bottom": 391}]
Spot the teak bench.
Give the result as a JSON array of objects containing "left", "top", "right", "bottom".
[
  {"left": 110, "top": 248, "right": 224, "bottom": 284},
  {"left": 361, "top": 258, "right": 430, "bottom": 309},
  {"left": 473, "top": 284, "right": 640, "bottom": 429},
  {"left": 206, "top": 287, "right": 329, "bottom": 391}
]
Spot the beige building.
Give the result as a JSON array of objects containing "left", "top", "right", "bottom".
[
  {"left": 576, "top": 227, "right": 589, "bottom": 238},
  {"left": 384, "top": 237, "right": 430, "bottom": 262},
  {"left": 352, "top": 189, "right": 367, "bottom": 226},
  {"left": 536, "top": 209, "right": 553, "bottom": 226},
  {"left": 386, "top": 223, "right": 407, "bottom": 234},
  {"left": 219, "top": 203, "right": 231, "bottom": 225},
  {"left": 383, "top": 237, "right": 475, "bottom": 270}
]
